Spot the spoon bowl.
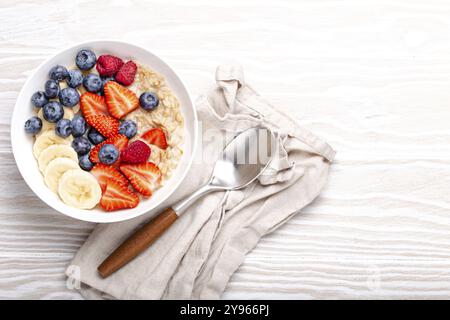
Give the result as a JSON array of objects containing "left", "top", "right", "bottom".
[{"left": 211, "top": 127, "right": 275, "bottom": 189}]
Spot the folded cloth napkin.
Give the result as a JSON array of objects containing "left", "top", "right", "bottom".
[{"left": 66, "top": 65, "right": 336, "bottom": 299}]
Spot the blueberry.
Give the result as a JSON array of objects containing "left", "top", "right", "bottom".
[
  {"left": 87, "top": 127, "right": 106, "bottom": 145},
  {"left": 139, "top": 92, "right": 159, "bottom": 111},
  {"left": 78, "top": 154, "right": 94, "bottom": 171},
  {"left": 72, "top": 136, "right": 91, "bottom": 156},
  {"left": 59, "top": 87, "right": 80, "bottom": 107},
  {"left": 55, "top": 119, "right": 72, "bottom": 138},
  {"left": 71, "top": 115, "right": 87, "bottom": 137},
  {"left": 98, "top": 144, "right": 119, "bottom": 165},
  {"left": 119, "top": 120, "right": 137, "bottom": 139},
  {"left": 76, "top": 49, "right": 96, "bottom": 71},
  {"left": 48, "top": 65, "right": 68, "bottom": 81},
  {"left": 44, "top": 80, "right": 59, "bottom": 98},
  {"left": 83, "top": 74, "right": 102, "bottom": 93},
  {"left": 43, "top": 101, "right": 64, "bottom": 123},
  {"left": 31, "top": 91, "right": 48, "bottom": 108},
  {"left": 24, "top": 116, "right": 42, "bottom": 134},
  {"left": 66, "top": 70, "right": 83, "bottom": 88}
]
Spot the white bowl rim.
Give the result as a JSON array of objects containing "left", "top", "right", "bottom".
[{"left": 11, "top": 39, "right": 198, "bottom": 223}]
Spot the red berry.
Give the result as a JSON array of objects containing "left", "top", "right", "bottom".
[
  {"left": 120, "top": 162, "right": 161, "bottom": 197},
  {"left": 100, "top": 178, "right": 139, "bottom": 211},
  {"left": 121, "top": 140, "right": 151, "bottom": 164},
  {"left": 96, "top": 55, "right": 124, "bottom": 77},
  {"left": 91, "top": 163, "right": 128, "bottom": 193},
  {"left": 104, "top": 81, "right": 139, "bottom": 119},
  {"left": 80, "top": 92, "right": 109, "bottom": 119},
  {"left": 86, "top": 114, "right": 119, "bottom": 138},
  {"left": 115, "top": 61, "right": 137, "bottom": 86},
  {"left": 141, "top": 127, "right": 168, "bottom": 149}
]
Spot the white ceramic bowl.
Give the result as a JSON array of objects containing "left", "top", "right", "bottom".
[{"left": 11, "top": 40, "right": 197, "bottom": 223}]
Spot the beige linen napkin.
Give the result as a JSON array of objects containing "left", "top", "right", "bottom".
[{"left": 66, "top": 65, "right": 336, "bottom": 299}]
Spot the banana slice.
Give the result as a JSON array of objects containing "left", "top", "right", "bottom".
[
  {"left": 44, "top": 158, "right": 79, "bottom": 193},
  {"left": 38, "top": 145, "right": 78, "bottom": 173},
  {"left": 33, "top": 130, "right": 72, "bottom": 159},
  {"left": 36, "top": 107, "right": 75, "bottom": 136},
  {"left": 71, "top": 104, "right": 80, "bottom": 114},
  {"left": 58, "top": 169, "right": 102, "bottom": 209}
]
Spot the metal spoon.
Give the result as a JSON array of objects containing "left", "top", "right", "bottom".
[{"left": 98, "top": 127, "right": 276, "bottom": 278}]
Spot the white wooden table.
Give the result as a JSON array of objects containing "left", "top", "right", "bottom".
[{"left": 1, "top": 0, "right": 450, "bottom": 299}]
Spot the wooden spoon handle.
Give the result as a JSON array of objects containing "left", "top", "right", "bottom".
[{"left": 97, "top": 207, "right": 178, "bottom": 278}]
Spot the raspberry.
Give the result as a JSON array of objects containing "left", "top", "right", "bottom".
[
  {"left": 121, "top": 140, "right": 151, "bottom": 164},
  {"left": 96, "top": 55, "right": 124, "bottom": 77},
  {"left": 115, "top": 61, "right": 137, "bottom": 86}
]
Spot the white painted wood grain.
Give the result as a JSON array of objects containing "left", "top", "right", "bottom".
[{"left": 1, "top": 0, "right": 450, "bottom": 299}]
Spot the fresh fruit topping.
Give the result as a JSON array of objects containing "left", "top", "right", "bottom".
[
  {"left": 96, "top": 55, "right": 124, "bottom": 77},
  {"left": 59, "top": 87, "right": 80, "bottom": 107},
  {"left": 55, "top": 119, "right": 72, "bottom": 138},
  {"left": 31, "top": 91, "right": 48, "bottom": 108},
  {"left": 44, "top": 158, "right": 79, "bottom": 193},
  {"left": 141, "top": 127, "right": 168, "bottom": 149},
  {"left": 104, "top": 81, "right": 139, "bottom": 119},
  {"left": 71, "top": 115, "right": 87, "bottom": 137},
  {"left": 72, "top": 136, "right": 91, "bottom": 156},
  {"left": 38, "top": 145, "right": 78, "bottom": 173},
  {"left": 86, "top": 114, "right": 119, "bottom": 138},
  {"left": 118, "top": 120, "right": 137, "bottom": 139},
  {"left": 139, "top": 92, "right": 159, "bottom": 111},
  {"left": 44, "top": 80, "right": 59, "bottom": 98},
  {"left": 91, "top": 163, "right": 129, "bottom": 192},
  {"left": 33, "top": 130, "right": 72, "bottom": 159},
  {"left": 120, "top": 162, "right": 161, "bottom": 197},
  {"left": 78, "top": 154, "right": 94, "bottom": 171},
  {"left": 121, "top": 141, "right": 151, "bottom": 164},
  {"left": 58, "top": 169, "right": 102, "bottom": 209},
  {"left": 76, "top": 49, "right": 97, "bottom": 71},
  {"left": 87, "top": 127, "right": 106, "bottom": 145},
  {"left": 66, "top": 70, "right": 83, "bottom": 88},
  {"left": 83, "top": 73, "right": 103, "bottom": 93},
  {"left": 115, "top": 61, "right": 137, "bottom": 86},
  {"left": 100, "top": 178, "right": 139, "bottom": 211},
  {"left": 24, "top": 116, "right": 42, "bottom": 135},
  {"left": 80, "top": 92, "right": 109, "bottom": 119},
  {"left": 99, "top": 144, "right": 119, "bottom": 165},
  {"left": 49, "top": 65, "right": 68, "bottom": 81},
  {"left": 90, "top": 134, "right": 128, "bottom": 163},
  {"left": 43, "top": 101, "right": 64, "bottom": 123}
]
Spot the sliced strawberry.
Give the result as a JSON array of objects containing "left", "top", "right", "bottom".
[
  {"left": 141, "top": 128, "right": 168, "bottom": 150},
  {"left": 121, "top": 140, "right": 151, "bottom": 164},
  {"left": 80, "top": 92, "right": 109, "bottom": 120},
  {"left": 86, "top": 114, "right": 119, "bottom": 138},
  {"left": 103, "top": 81, "right": 139, "bottom": 119},
  {"left": 115, "top": 61, "right": 137, "bottom": 86},
  {"left": 90, "top": 134, "right": 129, "bottom": 163},
  {"left": 96, "top": 55, "right": 124, "bottom": 77},
  {"left": 100, "top": 178, "right": 139, "bottom": 211},
  {"left": 120, "top": 162, "right": 161, "bottom": 197},
  {"left": 91, "top": 163, "right": 128, "bottom": 193}
]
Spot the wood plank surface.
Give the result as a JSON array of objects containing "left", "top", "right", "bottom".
[{"left": 1, "top": 0, "right": 450, "bottom": 299}]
